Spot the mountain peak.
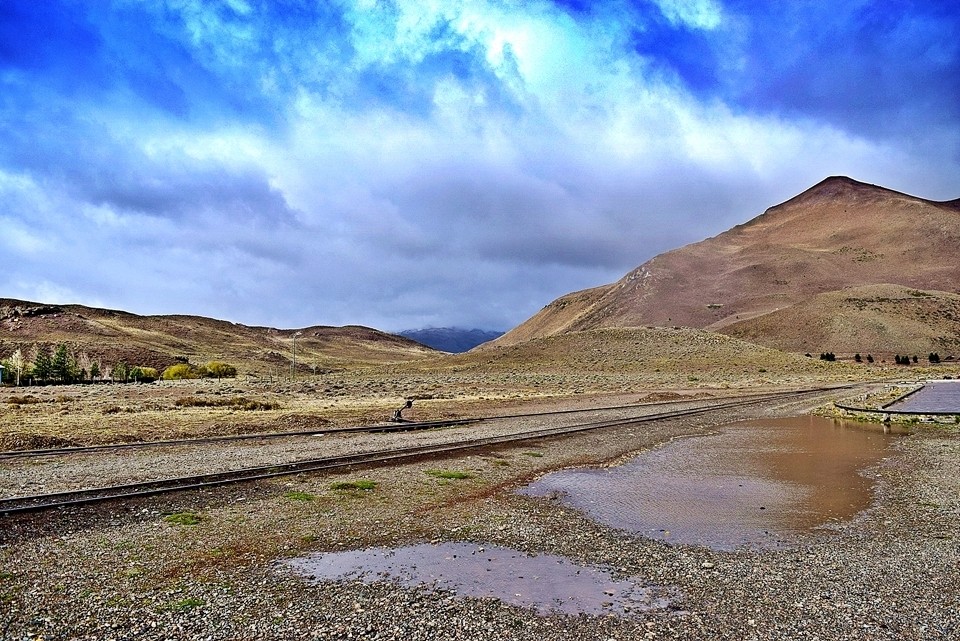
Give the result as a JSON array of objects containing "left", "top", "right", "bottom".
[
  {"left": 769, "top": 176, "right": 894, "bottom": 212},
  {"left": 495, "top": 176, "right": 960, "bottom": 352}
]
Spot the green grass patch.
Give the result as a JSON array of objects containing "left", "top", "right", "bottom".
[
  {"left": 329, "top": 479, "right": 377, "bottom": 491},
  {"left": 163, "top": 512, "right": 202, "bottom": 526},
  {"left": 284, "top": 490, "right": 318, "bottom": 501},
  {"left": 169, "top": 597, "right": 204, "bottom": 611},
  {"left": 425, "top": 469, "right": 472, "bottom": 480},
  {"left": 522, "top": 451, "right": 544, "bottom": 458}
]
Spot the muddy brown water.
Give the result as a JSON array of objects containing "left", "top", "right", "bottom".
[
  {"left": 521, "top": 415, "right": 906, "bottom": 550},
  {"left": 286, "top": 542, "right": 677, "bottom": 617}
]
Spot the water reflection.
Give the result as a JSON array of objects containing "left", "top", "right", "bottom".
[
  {"left": 287, "top": 542, "right": 677, "bottom": 617},
  {"left": 522, "top": 416, "right": 902, "bottom": 550}
]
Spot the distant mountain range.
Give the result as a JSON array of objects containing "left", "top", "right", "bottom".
[
  {"left": 491, "top": 176, "right": 960, "bottom": 357},
  {"left": 398, "top": 327, "right": 504, "bottom": 353}
]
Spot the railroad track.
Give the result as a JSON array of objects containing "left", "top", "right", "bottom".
[
  {"left": 0, "top": 387, "right": 840, "bottom": 460},
  {"left": 0, "top": 386, "right": 851, "bottom": 516},
  {"left": 0, "top": 417, "right": 480, "bottom": 460}
]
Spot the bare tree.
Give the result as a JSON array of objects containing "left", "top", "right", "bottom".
[
  {"left": 77, "top": 352, "right": 93, "bottom": 382},
  {"left": 8, "top": 349, "right": 24, "bottom": 386}
]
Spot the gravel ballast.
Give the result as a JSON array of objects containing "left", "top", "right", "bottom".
[{"left": 1, "top": 390, "right": 958, "bottom": 640}]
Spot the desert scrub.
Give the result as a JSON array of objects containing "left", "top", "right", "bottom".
[
  {"left": 163, "top": 512, "right": 203, "bottom": 526},
  {"left": 329, "top": 479, "right": 377, "bottom": 491},
  {"left": 6, "top": 395, "right": 42, "bottom": 406},
  {"left": 284, "top": 490, "right": 318, "bottom": 501},
  {"left": 425, "top": 469, "right": 472, "bottom": 480},
  {"left": 174, "top": 396, "right": 279, "bottom": 411}
]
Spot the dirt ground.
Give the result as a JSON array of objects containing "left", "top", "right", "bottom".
[{"left": 1, "top": 385, "right": 958, "bottom": 640}]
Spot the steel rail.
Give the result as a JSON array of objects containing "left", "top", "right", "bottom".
[
  {"left": 0, "top": 418, "right": 480, "bottom": 460},
  {"left": 0, "top": 385, "right": 850, "bottom": 460},
  {"left": 0, "top": 386, "right": 848, "bottom": 516}
]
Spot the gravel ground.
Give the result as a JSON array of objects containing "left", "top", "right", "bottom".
[
  {"left": 1, "top": 388, "right": 957, "bottom": 640},
  {"left": 1, "top": 396, "right": 735, "bottom": 497}
]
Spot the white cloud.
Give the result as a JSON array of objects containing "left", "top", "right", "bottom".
[
  {"left": 2, "top": 1, "right": 958, "bottom": 332},
  {"left": 652, "top": 0, "right": 723, "bottom": 30}
]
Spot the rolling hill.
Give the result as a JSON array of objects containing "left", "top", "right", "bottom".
[
  {"left": 492, "top": 177, "right": 960, "bottom": 355},
  {"left": 0, "top": 299, "right": 436, "bottom": 375}
]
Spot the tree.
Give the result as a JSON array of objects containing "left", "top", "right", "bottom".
[
  {"left": 77, "top": 352, "right": 93, "bottom": 382},
  {"left": 205, "top": 361, "right": 237, "bottom": 380},
  {"left": 162, "top": 363, "right": 200, "bottom": 380},
  {"left": 854, "top": 353, "right": 862, "bottom": 363},
  {"left": 33, "top": 345, "right": 52, "bottom": 382},
  {"left": 912, "top": 355, "right": 918, "bottom": 364},
  {"left": 866, "top": 354, "right": 874, "bottom": 363},
  {"left": 90, "top": 360, "right": 101, "bottom": 381},
  {"left": 9, "top": 349, "right": 24, "bottom": 386},
  {"left": 136, "top": 367, "right": 159, "bottom": 382},
  {"left": 52, "top": 343, "right": 71, "bottom": 383},
  {"left": 113, "top": 361, "right": 130, "bottom": 383},
  {"left": 929, "top": 353, "right": 941, "bottom": 364}
]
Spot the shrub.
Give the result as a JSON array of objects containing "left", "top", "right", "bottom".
[
  {"left": 205, "top": 361, "right": 237, "bottom": 380},
  {"left": 136, "top": 367, "right": 159, "bottom": 383},
  {"left": 174, "top": 396, "right": 278, "bottom": 411},
  {"left": 162, "top": 363, "right": 201, "bottom": 380}
]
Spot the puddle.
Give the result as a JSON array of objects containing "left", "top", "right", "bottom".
[
  {"left": 887, "top": 381, "right": 960, "bottom": 413},
  {"left": 521, "top": 416, "right": 904, "bottom": 550},
  {"left": 286, "top": 542, "right": 676, "bottom": 617}
]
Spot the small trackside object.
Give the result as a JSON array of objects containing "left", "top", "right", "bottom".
[{"left": 391, "top": 399, "right": 414, "bottom": 422}]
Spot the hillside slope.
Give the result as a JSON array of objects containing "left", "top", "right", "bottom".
[
  {"left": 493, "top": 177, "right": 960, "bottom": 353},
  {"left": 722, "top": 284, "right": 960, "bottom": 358},
  {"left": 0, "top": 299, "right": 435, "bottom": 374}
]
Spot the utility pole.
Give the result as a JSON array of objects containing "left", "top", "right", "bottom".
[{"left": 292, "top": 331, "right": 302, "bottom": 381}]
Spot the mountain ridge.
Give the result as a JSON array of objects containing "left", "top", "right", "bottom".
[
  {"left": 398, "top": 327, "right": 504, "bottom": 353},
  {"left": 491, "top": 176, "right": 960, "bottom": 355}
]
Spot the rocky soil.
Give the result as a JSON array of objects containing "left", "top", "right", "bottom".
[{"left": 1, "top": 389, "right": 958, "bottom": 640}]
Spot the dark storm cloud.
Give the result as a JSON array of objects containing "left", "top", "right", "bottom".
[{"left": 738, "top": 2, "right": 960, "bottom": 138}]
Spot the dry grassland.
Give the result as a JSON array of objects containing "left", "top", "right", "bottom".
[{"left": 2, "top": 327, "right": 956, "bottom": 450}]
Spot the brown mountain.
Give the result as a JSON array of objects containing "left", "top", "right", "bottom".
[
  {"left": 0, "top": 299, "right": 435, "bottom": 375},
  {"left": 494, "top": 177, "right": 960, "bottom": 354},
  {"left": 722, "top": 284, "right": 960, "bottom": 358}
]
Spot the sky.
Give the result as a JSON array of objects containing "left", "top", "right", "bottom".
[{"left": 1, "top": 0, "right": 958, "bottom": 332}]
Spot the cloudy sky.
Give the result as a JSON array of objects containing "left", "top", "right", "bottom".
[{"left": 1, "top": 1, "right": 958, "bottom": 332}]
